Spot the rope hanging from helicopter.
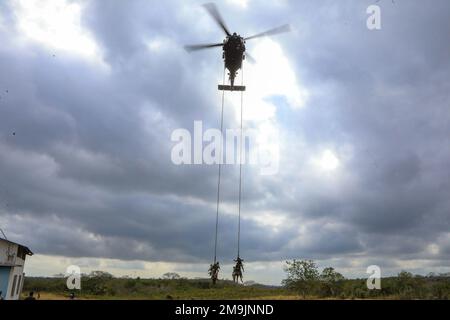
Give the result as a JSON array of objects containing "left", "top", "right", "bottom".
[
  {"left": 209, "top": 63, "right": 246, "bottom": 285},
  {"left": 233, "top": 62, "right": 245, "bottom": 284},
  {"left": 237, "top": 64, "right": 244, "bottom": 261},
  {"left": 213, "top": 66, "right": 226, "bottom": 265},
  {"left": 209, "top": 66, "right": 226, "bottom": 285}
]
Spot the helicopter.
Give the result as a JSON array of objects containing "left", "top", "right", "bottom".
[{"left": 185, "top": 3, "right": 290, "bottom": 91}]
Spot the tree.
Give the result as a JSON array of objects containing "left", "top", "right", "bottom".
[
  {"left": 83, "top": 271, "right": 114, "bottom": 296},
  {"left": 282, "top": 259, "right": 320, "bottom": 298},
  {"left": 162, "top": 272, "right": 181, "bottom": 280},
  {"left": 319, "top": 267, "right": 345, "bottom": 297},
  {"left": 397, "top": 271, "right": 415, "bottom": 298}
]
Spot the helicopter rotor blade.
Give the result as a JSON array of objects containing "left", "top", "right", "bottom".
[
  {"left": 184, "top": 43, "right": 223, "bottom": 52},
  {"left": 245, "top": 24, "right": 291, "bottom": 41},
  {"left": 245, "top": 52, "right": 256, "bottom": 64},
  {"left": 203, "top": 3, "right": 232, "bottom": 37}
]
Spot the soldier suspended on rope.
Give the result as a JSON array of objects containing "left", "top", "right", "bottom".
[
  {"left": 209, "top": 261, "right": 220, "bottom": 284},
  {"left": 232, "top": 257, "right": 244, "bottom": 283}
]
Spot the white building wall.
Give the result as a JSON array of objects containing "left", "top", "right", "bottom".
[
  {"left": 6, "top": 265, "right": 24, "bottom": 300},
  {"left": 0, "top": 240, "right": 27, "bottom": 300}
]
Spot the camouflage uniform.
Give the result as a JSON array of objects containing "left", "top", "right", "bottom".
[
  {"left": 209, "top": 262, "right": 220, "bottom": 284},
  {"left": 232, "top": 258, "right": 244, "bottom": 283}
]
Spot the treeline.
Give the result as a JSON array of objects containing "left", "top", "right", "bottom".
[
  {"left": 24, "top": 271, "right": 215, "bottom": 297},
  {"left": 283, "top": 259, "right": 450, "bottom": 299},
  {"left": 23, "top": 263, "right": 450, "bottom": 300},
  {"left": 23, "top": 271, "right": 284, "bottom": 299}
]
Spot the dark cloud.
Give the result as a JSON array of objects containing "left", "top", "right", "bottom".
[{"left": 0, "top": 0, "right": 449, "bottom": 279}]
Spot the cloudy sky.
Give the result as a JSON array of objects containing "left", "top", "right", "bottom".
[{"left": 0, "top": 0, "right": 449, "bottom": 285}]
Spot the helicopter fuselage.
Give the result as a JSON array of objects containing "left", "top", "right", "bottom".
[
  {"left": 222, "top": 33, "right": 246, "bottom": 87},
  {"left": 184, "top": 3, "right": 290, "bottom": 90}
]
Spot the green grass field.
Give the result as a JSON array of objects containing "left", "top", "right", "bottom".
[
  {"left": 22, "top": 274, "right": 450, "bottom": 300},
  {"left": 22, "top": 277, "right": 294, "bottom": 300}
]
